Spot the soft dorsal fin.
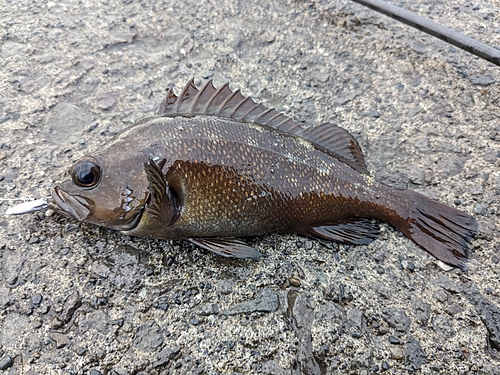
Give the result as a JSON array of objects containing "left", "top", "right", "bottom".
[
  {"left": 297, "top": 123, "right": 369, "bottom": 175},
  {"left": 157, "top": 79, "right": 369, "bottom": 174}
]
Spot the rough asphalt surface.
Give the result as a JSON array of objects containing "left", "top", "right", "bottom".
[{"left": 1, "top": 0, "right": 499, "bottom": 374}]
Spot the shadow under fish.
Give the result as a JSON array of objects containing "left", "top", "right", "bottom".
[{"left": 46, "top": 80, "right": 477, "bottom": 270}]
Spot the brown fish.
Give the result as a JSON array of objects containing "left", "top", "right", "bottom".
[{"left": 50, "top": 80, "right": 477, "bottom": 269}]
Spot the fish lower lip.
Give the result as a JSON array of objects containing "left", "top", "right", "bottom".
[{"left": 51, "top": 187, "right": 91, "bottom": 222}]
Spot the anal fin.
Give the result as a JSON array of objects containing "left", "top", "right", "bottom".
[
  {"left": 307, "top": 219, "right": 379, "bottom": 245},
  {"left": 189, "top": 237, "right": 262, "bottom": 259}
]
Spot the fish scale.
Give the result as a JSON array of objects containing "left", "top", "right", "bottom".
[
  {"left": 47, "top": 80, "right": 477, "bottom": 269},
  {"left": 137, "top": 116, "right": 365, "bottom": 187}
]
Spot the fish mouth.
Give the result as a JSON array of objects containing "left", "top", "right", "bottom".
[
  {"left": 50, "top": 186, "right": 144, "bottom": 231},
  {"left": 51, "top": 186, "right": 92, "bottom": 222}
]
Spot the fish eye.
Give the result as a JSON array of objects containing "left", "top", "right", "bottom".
[{"left": 71, "top": 157, "right": 101, "bottom": 189}]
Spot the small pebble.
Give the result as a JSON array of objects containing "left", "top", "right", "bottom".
[
  {"left": 159, "top": 302, "right": 169, "bottom": 311},
  {"left": 381, "top": 361, "right": 391, "bottom": 371},
  {"left": 378, "top": 325, "right": 389, "bottom": 335},
  {"left": 87, "top": 123, "right": 98, "bottom": 133},
  {"left": 445, "top": 303, "right": 464, "bottom": 316},
  {"left": 112, "top": 319, "right": 124, "bottom": 327},
  {"left": 29, "top": 236, "right": 40, "bottom": 244},
  {"left": 50, "top": 317, "right": 64, "bottom": 329},
  {"left": 32, "top": 294, "right": 43, "bottom": 305},
  {"left": 0, "top": 356, "right": 13, "bottom": 370},
  {"left": 351, "top": 331, "right": 362, "bottom": 338},
  {"left": 388, "top": 335, "right": 400, "bottom": 344},
  {"left": 406, "top": 261, "right": 415, "bottom": 272},
  {"left": 203, "top": 71, "right": 214, "bottom": 79},
  {"left": 474, "top": 204, "right": 483, "bottom": 215},
  {"left": 60, "top": 248, "right": 70, "bottom": 255},
  {"left": 389, "top": 346, "right": 404, "bottom": 359}
]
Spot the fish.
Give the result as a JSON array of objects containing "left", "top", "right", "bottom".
[{"left": 46, "top": 79, "right": 477, "bottom": 269}]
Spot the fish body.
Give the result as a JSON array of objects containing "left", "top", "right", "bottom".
[{"left": 51, "top": 80, "right": 477, "bottom": 268}]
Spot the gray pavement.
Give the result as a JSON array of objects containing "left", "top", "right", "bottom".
[{"left": 0, "top": 0, "right": 499, "bottom": 374}]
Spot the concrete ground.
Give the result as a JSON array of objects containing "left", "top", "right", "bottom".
[{"left": 0, "top": 0, "right": 499, "bottom": 373}]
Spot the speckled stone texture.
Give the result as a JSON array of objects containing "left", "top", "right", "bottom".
[{"left": 0, "top": 0, "right": 499, "bottom": 374}]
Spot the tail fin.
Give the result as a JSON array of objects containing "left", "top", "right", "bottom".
[{"left": 393, "top": 190, "right": 477, "bottom": 270}]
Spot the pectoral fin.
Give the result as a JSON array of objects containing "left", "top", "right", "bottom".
[
  {"left": 307, "top": 219, "right": 380, "bottom": 245},
  {"left": 189, "top": 237, "right": 262, "bottom": 258},
  {"left": 144, "top": 158, "right": 181, "bottom": 225}
]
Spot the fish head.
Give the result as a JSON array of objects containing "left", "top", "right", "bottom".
[{"left": 50, "top": 152, "right": 149, "bottom": 231}]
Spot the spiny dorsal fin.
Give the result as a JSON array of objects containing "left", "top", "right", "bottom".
[{"left": 157, "top": 80, "right": 368, "bottom": 174}]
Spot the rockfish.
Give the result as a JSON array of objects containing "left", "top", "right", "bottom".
[{"left": 48, "top": 80, "right": 477, "bottom": 269}]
